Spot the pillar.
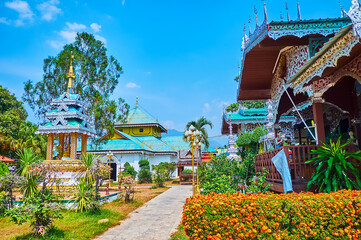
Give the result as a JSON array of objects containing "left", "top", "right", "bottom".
[
  {"left": 312, "top": 94, "right": 326, "bottom": 144},
  {"left": 352, "top": 88, "right": 361, "bottom": 148},
  {"left": 46, "top": 134, "right": 54, "bottom": 160},
  {"left": 59, "top": 133, "right": 64, "bottom": 159},
  {"left": 81, "top": 134, "right": 88, "bottom": 157},
  {"left": 70, "top": 133, "right": 77, "bottom": 160}
]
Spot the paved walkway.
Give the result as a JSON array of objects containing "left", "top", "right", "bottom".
[{"left": 95, "top": 185, "right": 192, "bottom": 240}]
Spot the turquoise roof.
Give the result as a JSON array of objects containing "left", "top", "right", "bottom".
[
  {"left": 123, "top": 106, "right": 157, "bottom": 125},
  {"left": 239, "top": 108, "right": 267, "bottom": 116}
]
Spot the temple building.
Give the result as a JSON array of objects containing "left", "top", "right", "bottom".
[
  {"left": 84, "top": 99, "right": 212, "bottom": 180},
  {"left": 234, "top": 0, "right": 361, "bottom": 192},
  {"left": 36, "top": 53, "right": 96, "bottom": 186}
]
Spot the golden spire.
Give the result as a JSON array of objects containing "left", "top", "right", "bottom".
[
  {"left": 136, "top": 97, "right": 138, "bottom": 107},
  {"left": 67, "top": 52, "right": 75, "bottom": 93}
]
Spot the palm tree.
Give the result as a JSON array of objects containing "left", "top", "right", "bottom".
[
  {"left": 17, "top": 148, "right": 42, "bottom": 198},
  {"left": 184, "top": 117, "right": 213, "bottom": 151}
]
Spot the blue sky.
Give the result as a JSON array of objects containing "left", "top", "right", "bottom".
[{"left": 0, "top": 0, "right": 347, "bottom": 138}]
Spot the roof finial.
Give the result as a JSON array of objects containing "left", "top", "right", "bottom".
[
  {"left": 254, "top": 5, "right": 259, "bottom": 27},
  {"left": 248, "top": 15, "right": 252, "bottom": 35},
  {"left": 297, "top": 1, "right": 302, "bottom": 20},
  {"left": 136, "top": 97, "right": 138, "bottom": 107},
  {"left": 280, "top": 11, "right": 283, "bottom": 21},
  {"left": 66, "top": 51, "right": 75, "bottom": 94},
  {"left": 263, "top": 0, "right": 268, "bottom": 24},
  {"left": 286, "top": 1, "right": 290, "bottom": 21},
  {"left": 156, "top": 116, "right": 158, "bottom": 123}
]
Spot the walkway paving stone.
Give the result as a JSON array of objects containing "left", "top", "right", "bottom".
[{"left": 95, "top": 185, "right": 192, "bottom": 240}]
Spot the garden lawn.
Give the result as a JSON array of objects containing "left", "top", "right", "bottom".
[
  {"left": 0, "top": 187, "right": 169, "bottom": 240},
  {"left": 170, "top": 224, "right": 189, "bottom": 240}
]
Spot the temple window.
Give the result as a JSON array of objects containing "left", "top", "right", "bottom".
[{"left": 139, "top": 128, "right": 144, "bottom": 132}]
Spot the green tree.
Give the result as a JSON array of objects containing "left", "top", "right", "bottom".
[
  {"left": 23, "top": 32, "right": 129, "bottom": 136},
  {"left": 138, "top": 159, "right": 152, "bottom": 183},
  {"left": 0, "top": 162, "right": 9, "bottom": 176},
  {"left": 184, "top": 117, "right": 213, "bottom": 151},
  {"left": 152, "top": 164, "right": 167, "bottom": 187},
  {"left": 123, "top": 162, "right": 137, "bottom": 179}
]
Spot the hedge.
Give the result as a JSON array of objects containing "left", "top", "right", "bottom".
[{"left": 182, "top": 190, "right": 361, "bottom": 239}]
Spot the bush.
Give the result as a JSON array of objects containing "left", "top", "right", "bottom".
[
  {"left": 182, "top": 169, "right": 193, "bottom": 173},
  {"left": 152, "top": 164, "right": 167, "bottom": 187},
  {"left": 201, "top": 175, "right": 236, "bottom": 195},
  {"left": 123, "top": 162, "right": 137, "bottom": 179},
  {"left": 183, "top": 190, "right": 361, "bottom": 239},
  {"left": 138, "top": 169, "right": 152, "bottom": 183},
  {"left": 157, "top": 162, "right": 176, "bottom": 180},
  {"left": 307, "top": 137, "right": 361, "bottom": 192},
  {"left": 138, "top": 159, "right": 152, "bottom": 183},
  {"left": 0, "top": 162, "right": 9, "bottom": 176}
]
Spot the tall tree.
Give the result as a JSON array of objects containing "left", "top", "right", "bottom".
[
  {"left": 23, "top": 32, "right": 129, "bottom": 136},
  {"left": 185, "top": 117, "right": 213, "bottom": 151}
]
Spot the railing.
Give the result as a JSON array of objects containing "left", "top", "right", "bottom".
[{"left": 255, "top": 145, "right": 318, "bottom": 184}]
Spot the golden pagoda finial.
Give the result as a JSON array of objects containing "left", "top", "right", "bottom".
[
  {"left": 156, "top": 116, "right": 158, "bottom": 123},
  {"left": 67, "top": 52, "right": 75, "bottom": 93},
  {"left": 136, "top": 97, "right": 138, "bottom": 107}
]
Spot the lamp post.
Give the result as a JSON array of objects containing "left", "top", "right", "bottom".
[
  {"left": 106, "top": 151, "right": 113, "bottom": 196},
  {"left": 195, "top": 136, "right": 202, "bottom": 193},
  {"left": 185, "top": 125, "right": 196, "bottom": 196}
]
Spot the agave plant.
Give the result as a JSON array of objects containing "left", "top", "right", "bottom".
[
  {"left": 306, "top": 137, "right": 361, "bottom": 193},
  {"left": 73, "top": 180, "right": 94, "bottom": 212}
]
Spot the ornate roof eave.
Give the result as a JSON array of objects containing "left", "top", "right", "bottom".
[
  {"left": 36, "top": 126, "right": 96, "bottom": 137},
  {"left": 223, "top": 112, "right": 295, "bottom": 125},
  {"left": 45, "top": 112, "right": 87, "bottom": 121},
  {"left": 115, "top": 123, "right": 167, "bottom": 133},
  {"left": 85, "top": 149, "right": 177, "bottom": 156},
  {"left": 288, "top": 26, "right": 359, "bottom": 93}
]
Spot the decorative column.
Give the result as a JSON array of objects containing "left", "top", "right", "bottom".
[
  {"left": 46, "top": 134, "right": 54, "bottom": 160},
  {"left": 81, "top": 134, "right": 88, "bottom": 156},
  {"left": 312, "top": 93, "right": 326, "bottom": 144},
  {"left": 351, "top": 88, "right": 361, "bottom": 148},
  {"left": 70, "top": 133, "right": 78, "bottom": 160},
  {"left": 59, "top": 133, "right": 64, "bottom": 159}
]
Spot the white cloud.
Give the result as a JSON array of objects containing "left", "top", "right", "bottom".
[
  {"left": 46, "top": 39, "right": 64, "bottom": 49},
  {"left": 0, "top": 17, "right": 10, "bottom": 25},
  {"left": 94, "top": 34, "right": 107, "bottom": 44},
  {"left": 5, "top": 0, "right": 34, "bottom": 26},
  {"left": 59, "top": 30, "right": 77, "bottom": 43},
  {"left": 90, "top": 23, "right": 101, "bottom": 32},
  {"left": 66, "top": 22, "right": 86, "bottom": 31},
  {"left": 121, "top": 0, "right": 126, "bottom": 6},
  {"left": 202, "top": 103, "right": 211, "bottom": 114},
  {"left": 126, "top": 82, "right": 140, "bottom": 88},
  {"left": 37, "top": 0, "right": 61, "bottom": 21}
]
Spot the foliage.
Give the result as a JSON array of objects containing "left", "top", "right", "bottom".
[
  {"left": 0, "top": 173, "right": 25, "bottom": 208},
  {"left": 23, "top": 32, "right": 129, "bottom": 137},
  {"left": 17, "top": 148, "right": 42, "bottom": 198},
  {"left": 138, "top": 159, "right": 150, "bottom": 170},
  {"left": 199, "top": 155, "right": 241, "bottom": 194},
  {"left": 73, "top": 180, "right": 99, "bottom": 213},
  {"left": 157, "top": 162, "right": 176, "bottom": 180},
  {"left": 121, "top": 176, "right": 135, "bottom": 202},
  {"left": 201, "top": 175, "right": 236, "bottom": 195},
  {"left": 170, "top": 224, "right": 189, "bottom": 240},
  {"left": 225, "top": 103, "right": 239, "bottom": 113},
  {"left": 236, "top": 126, "right": 265, "bottom": 153},
  {"left": 184, "top": 116, "right": 213, "bottom": 151},
  {"left": 6, "top": 190, "right": 62, "bottom": 236},
  {"left": 233, "top": 75, "right": 239, "bottom": 82},
  {"left": 182, "top": 169, "right": 193, "bottom": 173},
  {"left": 0, "top": 161, "right": 9, "bottom": 175},
  {"left": 306, "top": 137, "right": 361, "bottom": 193},
  {"left": 183, "top": 190, "right": 361, "bottom": 239},
  {"left": 137, "top": 159, "right": 152, "bottom": 183},
  {"left": 0, "top": 85, "right": 46, "bottom": 158},
  {"left": 240, "top": 101, "right": 266, "bottom": 109},
  {"left": 245, "top": 168, "right": 272, "bottom": 193},
  {"left": 237, "top": 151, "right": 256, "bottom": 185},
  {"left": 152, "top": 164, "right": 168, "bottom": 187},
  {"left": 123, "top": 162, "right": 137, "bottom": 179}
]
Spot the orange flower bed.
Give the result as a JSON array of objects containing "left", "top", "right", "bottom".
[{"left": 182, "top": 190, "right": 361, "bottom": 239}]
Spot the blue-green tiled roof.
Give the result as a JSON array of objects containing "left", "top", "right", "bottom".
[
  {"left": 122, "top": 106, "right": 157, "bottom": 125},
  {"left": 239, "top": 108, "right": 267, "bottom": 116}
]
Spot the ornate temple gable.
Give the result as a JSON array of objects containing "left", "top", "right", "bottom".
[
  {"left": 292, "top": 29, "right": 359, "bottom": 93},
  {"left": 345, "top": 0, "right": 361, "bottom": 38},
  {"left": 268, "top": 19, "right": 349, "bottom": 40},
  {"left": 309, "top": 53, "right": 361, "bottom": 97},
  {"left": 309, "top": 37, "right": 330, "bottom": 57},
  {"left": 284, "top": 46, "right": 309, "bottom": 81}
]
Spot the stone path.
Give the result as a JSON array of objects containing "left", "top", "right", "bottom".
[{"left": 95, "top": 185, "right": 192, "bottom": 240}]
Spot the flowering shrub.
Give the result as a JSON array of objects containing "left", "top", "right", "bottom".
[{"left": 183, "top": 190, "right": 361, "bottom": 239}]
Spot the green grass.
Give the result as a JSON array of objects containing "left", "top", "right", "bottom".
[
  {"left": 0, "top": 187, "right": 169, "bottom": 240},
  {"left": 170, "top": 224, "right": 189, "bottom": 240}
]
